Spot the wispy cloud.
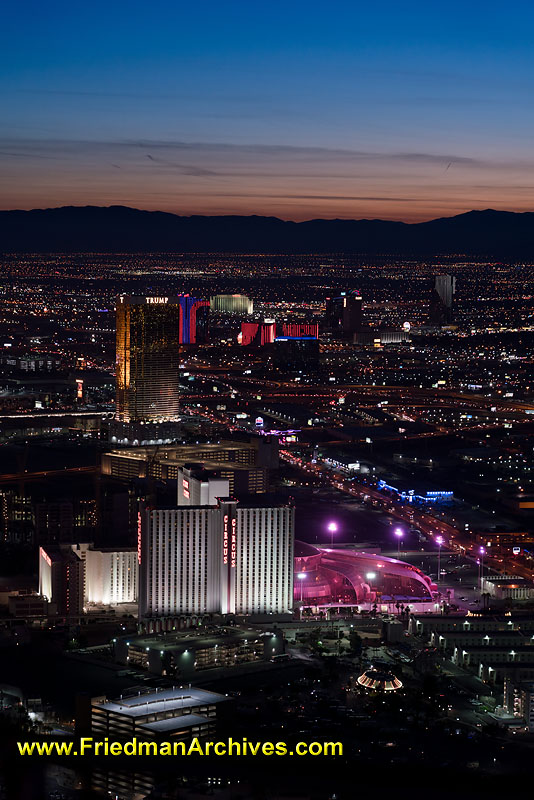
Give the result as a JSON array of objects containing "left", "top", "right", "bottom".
[
  {"left": 195, "top": 192, "right": 423, "bottom": 202},
  {"left": 1, "top": 137, "right": 534, "bottom": 222},
  {"left": 0, "top": 137, "right": 486, "bottom": 167},
  {"left": 145, "top": 153, "right": 217, "bottom": 176}
]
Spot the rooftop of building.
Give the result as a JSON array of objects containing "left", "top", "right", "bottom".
[
  {"left": 121, "top": 627, "right": 266, "bottom": 653},
  {"left": 180, "top": 462, "right": 227, "bottom": 481},
  {"left": 181, "top": 460, "right": 266, "bottom": 475},
  {"left": 93, "top": 687, "right": 227, "bottom": 717},
  {"left": 40, "top": 545, "right": 82, "bottom": 564},
  {"left": 149, "top": 497, "right": 293, "bottom": 512},
  {"left": 457, "top": 645, "right": 534, "bottom": 653},
  {"left": 478, "top": 661, "right": 534, "bottom": 671},
  {"left": 483, "top": 576, "right": 532, "bottom": 586},
  {"left": 139, "top": 713, "right": 211, "bottom": 734},
  {"left": 104, "top": 440, "right": 262, "bottom": 462},
  {"left": 105, "top": 444, "right": 241, "bottom": 460}
]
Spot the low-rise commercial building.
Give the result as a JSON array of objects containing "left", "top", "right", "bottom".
[
  {"left": 431, "top": 628, "right": 532, "bottom": 652},
  {"left": 89, "top": 687, "right": 227, "bottom": 741},
  {"left": 504, "top": 678, "right": 534, "bottom": 731},
  {"left": 409, "top": 613, "right": 534, "bottom": 637},
  {"left": 478, "top": 661, "right": 534, "bottom": 684},
  {"left": 7, "top": 593, "right": 52, "bottom": 618},
  {"left": 412, "top": 612, "right": 534, "bottom": 684},
  {"left": 113, "top": 627, "right": 284, "bottom": 677},
  {"left": 102, "top": 437, "right": 278, "bottom": 480},
  {"left": 377, "top": 478, "right": 454, "bottom": 506},
  {"left": 452, "top": 644, "right": 534, "bottom": 670},
  {"left": 481, "top": 575, "right": 534, "bottom": 601}
]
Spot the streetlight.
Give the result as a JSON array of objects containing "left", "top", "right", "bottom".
[
  {"left": 394, "top": 527, "right": 403, "bottom": 557},
  {"left": 479, "top": 546, "right": 485, "bottom": 592},
  {"left": 297, "top": 572, "right": 307, "bottom": 603},
  {"left": 327, "top": 521, "right": 338, "bottom": 547},
  {"left": 297, "top": 572, "right": 307, "bottom": 619},
  {"left": 436, "top": 536, "right": 444, "bottom": 582}
]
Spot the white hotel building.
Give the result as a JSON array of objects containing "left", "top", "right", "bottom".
[
  {"left": 139, "top": 499, "right": 294, "bottom": 619},
  {"left": 82, "top": 546, "right": 138, "bottom": 606},
  {"left": 39, "top": 543, "right": 138, "bottom": 614}
]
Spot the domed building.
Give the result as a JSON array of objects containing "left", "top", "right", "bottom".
[
  {"left": 294, "top": 541, "right": 434, "bottom": 606},
  {"left": 357, "top": 668, "right": 403, "bottom": 691}
]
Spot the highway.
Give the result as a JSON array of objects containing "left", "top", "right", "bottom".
[
  {"left": 0, "top": 466, "right": 98, "bottom": 484},
  {"left": 180, "top": 389, "right": 532, "bottom": 586},
  {"left": 279, "top": 447, "right": 533, "bottom": 584}
]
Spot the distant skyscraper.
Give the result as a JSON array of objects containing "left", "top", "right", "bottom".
[
  {"left": 239, "top": 319, "right": 276, "bottom": 346},
  {"left": 115, "top": 294, "right": 209, "bottom": 423},
  {"left": 178, "top": 294, "right": 210, "bottom": 344},
  {"left": 430, "top": 275, "right": 456, "bottom": 325},
  {"left": 116, "top": 296, "right": 182, "bottom": 423},
  {"left": 325, "top": 290, "right": 362, "bottom": 337},
  {"left": 210, "top": 294, "right": 253, "bottom": 315},
  {"left": 139, "top": 498, "right": 294, "bottom": 618},
  {"left": 281, "top": 322, "right": 319, "bottom": 338}
]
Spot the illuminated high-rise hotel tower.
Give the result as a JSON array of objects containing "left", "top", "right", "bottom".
[
  {"left": 116, "top": 295, "right": 181, "bottom": 423},
  {"left": 115, "top": 295, "right": 209, "bottom": 423},
  {"left": 138, "top": 498, "right": 295, "bottom": 619}
]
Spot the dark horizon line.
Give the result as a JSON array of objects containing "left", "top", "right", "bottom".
[{"left": 2, "top": 203, "right": 534, "bottom": 226}]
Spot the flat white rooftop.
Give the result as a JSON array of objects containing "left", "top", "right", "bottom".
[
  {"left": 139, "top": 713, "right": 211, "bottom": 733},
  {"left": 94, "top": 687, "right": 226, "bottom": 718}
]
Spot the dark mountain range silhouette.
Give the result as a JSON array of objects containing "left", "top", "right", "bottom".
[{"left": 1, "top": 205, "right": 534, "bottom": 256}]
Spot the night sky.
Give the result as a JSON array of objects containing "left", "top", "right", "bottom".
[{"left": 2, "top": 0, "right": 534, "bottom": 221}]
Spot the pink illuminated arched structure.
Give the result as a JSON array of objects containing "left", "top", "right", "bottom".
[{"left": 294, "top": 541, "right": 434, "bottom": 605}]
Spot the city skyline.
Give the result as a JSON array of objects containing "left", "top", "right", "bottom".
[
  {"left": 1, "top": 250, "right": 533, "bottom": 795},
  {"left": 2, "top": 1, "right": 534, "bottom": 221}
]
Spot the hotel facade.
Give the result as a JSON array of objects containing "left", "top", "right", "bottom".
[
  {"left": 115, "top": 294, "right": 209, "bottom": 423},
  {"left": 138, "top": 499, "right": 294, "bottom": 619}
]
